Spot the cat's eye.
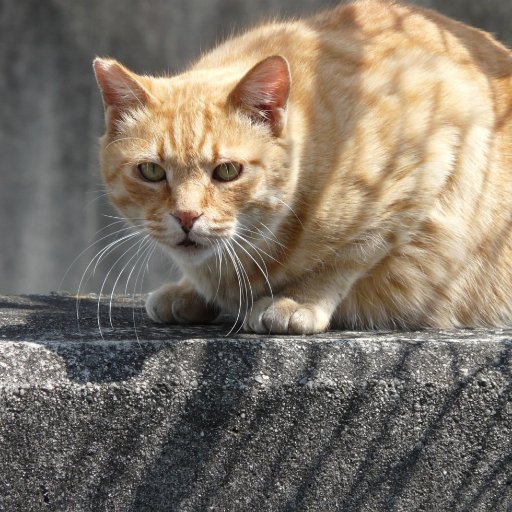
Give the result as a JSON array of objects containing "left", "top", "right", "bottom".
[
  {"left": 213, "top": 162, "right": 243, "bottom": 182},
  {"left": 137, "top": 162, "right": 166, "bottom": 182}
]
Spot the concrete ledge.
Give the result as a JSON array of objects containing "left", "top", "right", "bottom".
[{"left": 0, "top": 294, "right": 511, "bottom": 511}]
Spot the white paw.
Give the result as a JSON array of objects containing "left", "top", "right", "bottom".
[
  {"left": 145, "top": 283, "right": 217, "bottom": 324},
  {"left": 145, "top": 287, "right": 172, "bottom": 323},
  {"left": 245, "top": 296, "right": 330, "bottom": 334}
]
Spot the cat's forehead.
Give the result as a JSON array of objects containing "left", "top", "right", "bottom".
[
  {"left": 154, "top": 72, "right": 234, "bottom": 111},
  {"left": 115, "top": 71, "right": 264, "bottom": 168},
  {"left": 137, "top": 79, "right": 252, "bottom": 167},
  {"left": 121, "top": 81, "right": 220, "bottom": 166}
]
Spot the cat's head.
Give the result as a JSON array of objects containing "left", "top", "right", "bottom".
[{"left": 93, "top": 56, "right": 292, "bottom": 266}]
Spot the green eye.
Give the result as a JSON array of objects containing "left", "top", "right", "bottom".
[
  {"left": 137, "top": 162, "right": 166, "bottom": 182},
  {"left": 213, "top": 162, "right": 243, "bottom": 182}
]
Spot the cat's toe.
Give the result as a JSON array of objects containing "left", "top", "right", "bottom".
[
  {"left": 244, "top": 296, "right": 274, "bottom": 333},
  {"left": 287, "top": 307, "right": 320, "bottom": 334},
  {"left": 261, "top": 297, "right": 302, "bottom": 334},
  {"left": 246, "top": 297, "right": 329, "bottom": 334}
]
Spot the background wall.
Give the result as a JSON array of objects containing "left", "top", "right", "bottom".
[{"left": 1, "top": 0, "right": 512, "bottom": 295}]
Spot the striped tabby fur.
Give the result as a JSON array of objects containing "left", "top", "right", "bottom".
[{"left": 94, "top": 0, "right": 512, "bottom": 333}]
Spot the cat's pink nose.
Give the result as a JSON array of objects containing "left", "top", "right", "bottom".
[{"left": 173, "top": 210, "right": 202, "bottom": 232}]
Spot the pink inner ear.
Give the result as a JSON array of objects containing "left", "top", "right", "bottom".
[{"left": 230, "top": 55, "right": 291, "bottom": 135}]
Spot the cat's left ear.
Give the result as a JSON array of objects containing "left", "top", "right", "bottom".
[
  {"left": 93, "top": 57, "right": 151, "bottom": 127},
  {"left": 229, "top": 55, "right": 291, "bottom": 137}
]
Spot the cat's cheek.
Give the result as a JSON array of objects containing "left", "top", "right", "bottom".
[
  {"left": 109, "top": 194, "right": 143, "bottom": 224},
  {"left": 250, "top": 184, "right": 274, "bottom": 205}
]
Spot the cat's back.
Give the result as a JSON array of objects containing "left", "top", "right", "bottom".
[
  {"left": 194, "top": 0, "right": 512, "bottom": 132},
  {"left": 312, "top": 0, "right": 512, "bottom": 67},
  {"left": 196, "top": 0, "right": 512, "bottom": 79},
  {"left": 315, "top": 0, "right": 512, "bottom": 99}
]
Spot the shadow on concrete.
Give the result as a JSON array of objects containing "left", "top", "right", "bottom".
[
  {"left": 0, "top": 293, "right": 236, "bottom": 383},
  {"left": 126, "top": 337, "right": 512, "bottom": 511}
]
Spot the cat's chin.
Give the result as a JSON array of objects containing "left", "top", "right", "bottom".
[{"left": 166, "top": 242, "right": 215, "bottom": 265}]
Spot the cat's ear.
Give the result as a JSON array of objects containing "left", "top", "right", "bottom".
[
  {"left": 93, "top": 57, "right": 150, "bottom": 127},
  {"left": 229, "top": 55, "right": 291, "bottom": 136}
]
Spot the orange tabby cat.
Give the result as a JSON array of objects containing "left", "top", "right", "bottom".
[{"left": 93, "top": 0, "right": 512, "bottom": 334}]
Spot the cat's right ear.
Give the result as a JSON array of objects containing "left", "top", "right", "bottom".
[
  {"left": 93, "top": 58, "right": 150, "bottom": 127},
  {"left": 229, "top": 55, "right": 291, "bottom": 137}
]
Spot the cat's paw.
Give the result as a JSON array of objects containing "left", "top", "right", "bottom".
[
  {"left": 245, "top": 296, "right": 330, "bottom": 334},
  {"left": 145, "top": 283, "right": 217, "bottom": 324}
]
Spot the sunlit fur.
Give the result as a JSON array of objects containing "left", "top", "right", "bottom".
[{"left": 94, "top": 0, "right": 512, "bottom": 333}]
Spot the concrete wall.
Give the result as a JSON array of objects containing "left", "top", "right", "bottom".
[
  {"left": 1, "top": 0, "right": 512, "bottom": 294},
  {"left": 1, "top": 294, "right": 511, "bottom": 511}
]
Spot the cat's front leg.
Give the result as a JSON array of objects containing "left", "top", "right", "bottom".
[
  {"left": 145, "top": 280, "right": 218, "bottom": 324},
  {"left": 245, "top": 270, "right": 361, "bottom": 335}
]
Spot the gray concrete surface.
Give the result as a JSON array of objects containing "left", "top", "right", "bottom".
[
  {"left": 0, "top": 294, "right": 511, "bottom": 511},
  {"left": 2, "top": 0, "right": 512, "bottom": 295}
]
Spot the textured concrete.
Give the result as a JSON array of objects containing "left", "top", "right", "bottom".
[
  {"left": 2, "top": 0, "right": 512, "bottom": 294},
  {"left": 0, "top": 294, "right": 511, "bottom": 511}
]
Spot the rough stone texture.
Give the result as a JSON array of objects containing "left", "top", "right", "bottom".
[
  {"left": 0, "top": 294, "right": 511, "bottom": 511},
  {"left": 2, "top": 0, "right": 512, "bottom": 295}
]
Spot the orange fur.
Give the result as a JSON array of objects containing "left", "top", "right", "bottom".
[{"left": 94, "top": 0, "right": 512, "bottom": 333}]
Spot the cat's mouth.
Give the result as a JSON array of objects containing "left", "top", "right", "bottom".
[
  {"left": 170, "top": 235, "right": 214, "bottom": 264},
  {"left": 177, "top": 237, "right": 202, "bottom": 249}
]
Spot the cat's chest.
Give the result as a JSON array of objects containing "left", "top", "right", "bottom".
[{"left": 186, "top": 257, "right": 288, "bottom": 312}]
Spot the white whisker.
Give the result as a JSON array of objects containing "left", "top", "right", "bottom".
[
  {"left": 212, "top": 241, "right": 224, "bottom": 303},
  {"left": 229, "top": 240, "right": 254, "bottom": 327},
  {"left": 84, "top": 191, "right": 111, "bottom": 209},
  {"left": 236, "top": 226, "right": 278, "bottom": 249},
  {"left": 75, "top": 230, "right": 142, "bottom": 324},
  {"left": 231, "top": 236, "right": 274, "bottom": 325},
  {"left": 97, "top": 235, "right": 149, "bottom": 339},
  {"left": 59, "top": 223, "right": 143, "bottom": 292},
  {"left": 223, "top": 240, "right": 244, "bottom": 336},
  {"left": 102, "top": 213, "right": 147, "bottom": 221},
  {"left": 108, "top": 235, "right": 151, "bottom": 328},
  {"left": 132, "top": 241, "right": 159, "bottom": 343},
  {"left": 137, "top": 240, "right": 159, "bottom": 326},
  {"left": 104, "top": 136, "right": 149, "bottom": 152},
  {"left": 234, "top": 232, "right": 281, "bottom": 265},
  {"left": 274, "top": 197, "right": 304, "bottom": 227}
]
